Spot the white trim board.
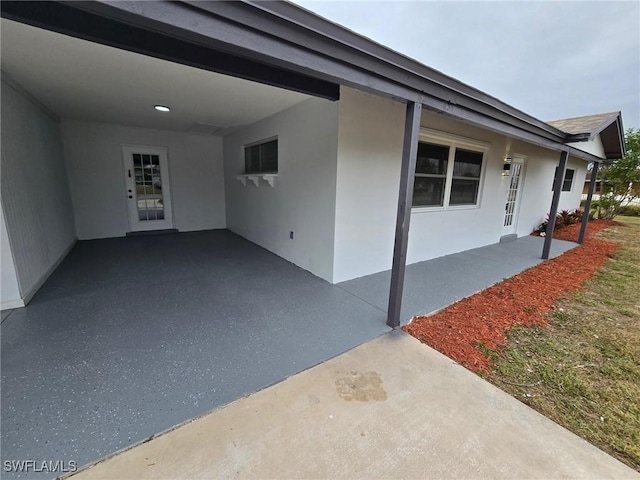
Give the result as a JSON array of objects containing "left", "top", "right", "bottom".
[{"left": 1, "top": 298, "right": 25, "bottom": 310}]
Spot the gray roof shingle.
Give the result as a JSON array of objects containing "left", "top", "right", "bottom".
[{"left": 547, "top": 112, "right": 620, "bottom": 135}]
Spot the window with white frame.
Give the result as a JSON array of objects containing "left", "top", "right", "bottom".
[
  {"left": 412, "top": 133, "right": 487, "bottom": 208},
  {"left": 244, "top": 138, "right": 278, "bottom": 174}
]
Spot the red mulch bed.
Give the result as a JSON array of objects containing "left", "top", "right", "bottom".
[{"left": 403, "top": 219, "right": 622, "bottom": 373}]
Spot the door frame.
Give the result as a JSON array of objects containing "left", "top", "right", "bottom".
[
  {"left": 502, "top": 155, "right": 526, "bottom": 236},
  {"left": 122, "top": 144, "right": 174, "bottom": 232}
]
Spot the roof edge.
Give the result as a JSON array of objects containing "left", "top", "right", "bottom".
[
  {"left": 246, "top": 0, "right": 567, "bottom": 140},
  {"left": 588, "top": 112, "right": 624, "bottom": 140},
  {"left": 2, "top": 0, "right": 610, "bottom": 161},
  {"left": 548, "top": 111, "right": 625, "bottom": 159}
]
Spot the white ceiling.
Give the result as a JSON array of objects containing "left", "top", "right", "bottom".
[{"left": 0, "top": 19, "right": 311, "bottom": 133}]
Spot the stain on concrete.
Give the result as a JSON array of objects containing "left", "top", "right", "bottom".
[
  {"left": 335, "top": 371, "right": 387, "bottom": 402},
  {"left": 308, "top": 394, "right": 320, "bottom": 405}
]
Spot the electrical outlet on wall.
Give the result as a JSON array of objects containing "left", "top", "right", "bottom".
[{"left": 290, "top": 231, "right": 294, "bottom": 240}]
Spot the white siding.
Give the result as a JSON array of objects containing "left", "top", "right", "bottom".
[
  {"left": 408, "top": 111, "right": 510, "bottom": 266},
  {"left": 560, "top": 160, "right": 588, "bottom": 212},
  {"left": 567, "top": 135, "right": 605, "bottom": 158},
  {"left": 332, "top": 87, "right": 590, "bottom": 283},
  {"left": 60, "top": 121, "right": 226, "bottom": 239},
  {"left": 223, "top": 97, "right": 338, "bottom": 282},
  {"left": 0, "top": 79, "right": 76, "bottom": 301},
  {"left": 510, "top": 140, "right": 588, "bottom": 236},
  {"left": 333, "top": 88, "right": 509, "bottom": 282},
  {"left": 1, "top": 201, "right": 22, "bottom": 309},
  {"left": 333, "top": 89, "right": 405, "bottom": 283}
]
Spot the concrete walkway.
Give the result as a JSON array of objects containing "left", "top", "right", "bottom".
[{"left": 70, "top": 331, "right": 638, "bottom": 480}]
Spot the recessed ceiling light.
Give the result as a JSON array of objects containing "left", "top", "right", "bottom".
[{"left": 154, "top": 105, "right": 171, "bottom": 112}]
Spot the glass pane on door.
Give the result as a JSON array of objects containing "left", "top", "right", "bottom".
[
  {"left": 504, "top": 163, "right": 522, "bottom": 227},
  {"left": 133, "top": 153, "right": 165, "bottom": 221}
]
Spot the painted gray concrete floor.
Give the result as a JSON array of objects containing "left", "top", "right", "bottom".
[
  {"left": 69, "top": 331, "right": 638, "bottom": 480},
  {"left": 1, "top": 231, "right": 578, "bottom": 479},
  {"left": 1, "top": 309, "right": 14, "bottom": 322},
  {"left": 1, "top": 230, "right": 389, "bottom": 479},
  {"left": 339, "top": 235, "right": 577, "bottom": 322}
]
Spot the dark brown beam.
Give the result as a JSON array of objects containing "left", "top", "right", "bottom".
[
  {"left": 578, "top": 162, "right": 599, "bottom": 244},
  {"left": 387, "top": 102, "right": 422, "bottom": 328},
  {"left": 542, "top": 151, "right": 569, "bottom": 259}
]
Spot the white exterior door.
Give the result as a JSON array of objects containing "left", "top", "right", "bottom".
[
  {"left": 122, "top": 145, "right": 174, "bottom": 232},
  {"left": 503, "top": 157, "right": 525, "bottom": 236}
]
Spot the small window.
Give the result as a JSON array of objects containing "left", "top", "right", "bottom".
[
  {"left": 412, "top": 138, "right": 485, "bottom": 208},
  {"left": 244, "top": 139, "right": 278, "bottom": 174},
  {"left": 562, "top": 169, "right": 575, "bottom": 191},
  {"left": 553, "top": 167, "right": 575, "bottom": 192}
]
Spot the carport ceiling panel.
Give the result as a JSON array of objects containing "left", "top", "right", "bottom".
[
  {"left": 0, "top": 1, "right": 340, "bottom": 99},
  {"left": 0, "top": 8, "right": 332, "bottom": 130}
]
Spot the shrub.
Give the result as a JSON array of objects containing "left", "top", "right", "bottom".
[
  {"left": 535, "top": 208, "right": 584, "bottom": 235},
  {"left": 617, "top": 204, "right": 640, "bottom": 217},
  {"left": 581, "top": 199, "right": 599, "bottom": 209},
  {"left": 559, "top": 209, "right": 576, "bottom": 226},
  {"left": 537, "top": 219, "right": 549, "bottom": 233},
  {"left": 537, "top": 214, "right": 561, "bottom": 234},
  {"left": 572, "top": 209, "right": 584, "bottom": 223}
]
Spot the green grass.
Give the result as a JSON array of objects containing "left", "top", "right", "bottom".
[
  {"left": 484, "top": 217, "right": 640, "bottom": 471},
  {"left": 617, "top": 215, "right": 640, "bottom": 225}
]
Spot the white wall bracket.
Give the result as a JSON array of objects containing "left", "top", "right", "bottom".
[
  {"left": 236, "top": 174, "right": 276, "bottom": 187},
  {"left": 262, "top": 174, "right": 276, "bottom": 187}
]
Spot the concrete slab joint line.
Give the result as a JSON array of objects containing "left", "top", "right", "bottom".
[{"left": 68, "top": 332, "right": 638, "bottom": 480}]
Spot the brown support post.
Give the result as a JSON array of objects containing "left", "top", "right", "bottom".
[
  {"left": 387, "top": 101, "right": 422, "bottom": 328},
  {"left": 578, "top": 162, "right": 600, "bottom": 244},
  {"left": 542, "top": 150, "right": 569, "bottom": 259}
]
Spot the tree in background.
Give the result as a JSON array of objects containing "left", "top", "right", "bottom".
[{"left": 596, "top": 128, "right": 640, "bottom": 219}]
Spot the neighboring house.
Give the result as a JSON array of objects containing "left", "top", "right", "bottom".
[
  {"left": 582, "top": 179, "right": 604, "bottom": 196},
  {"left": 0, "top": 2, "right": 625, "bottom": 323}
]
